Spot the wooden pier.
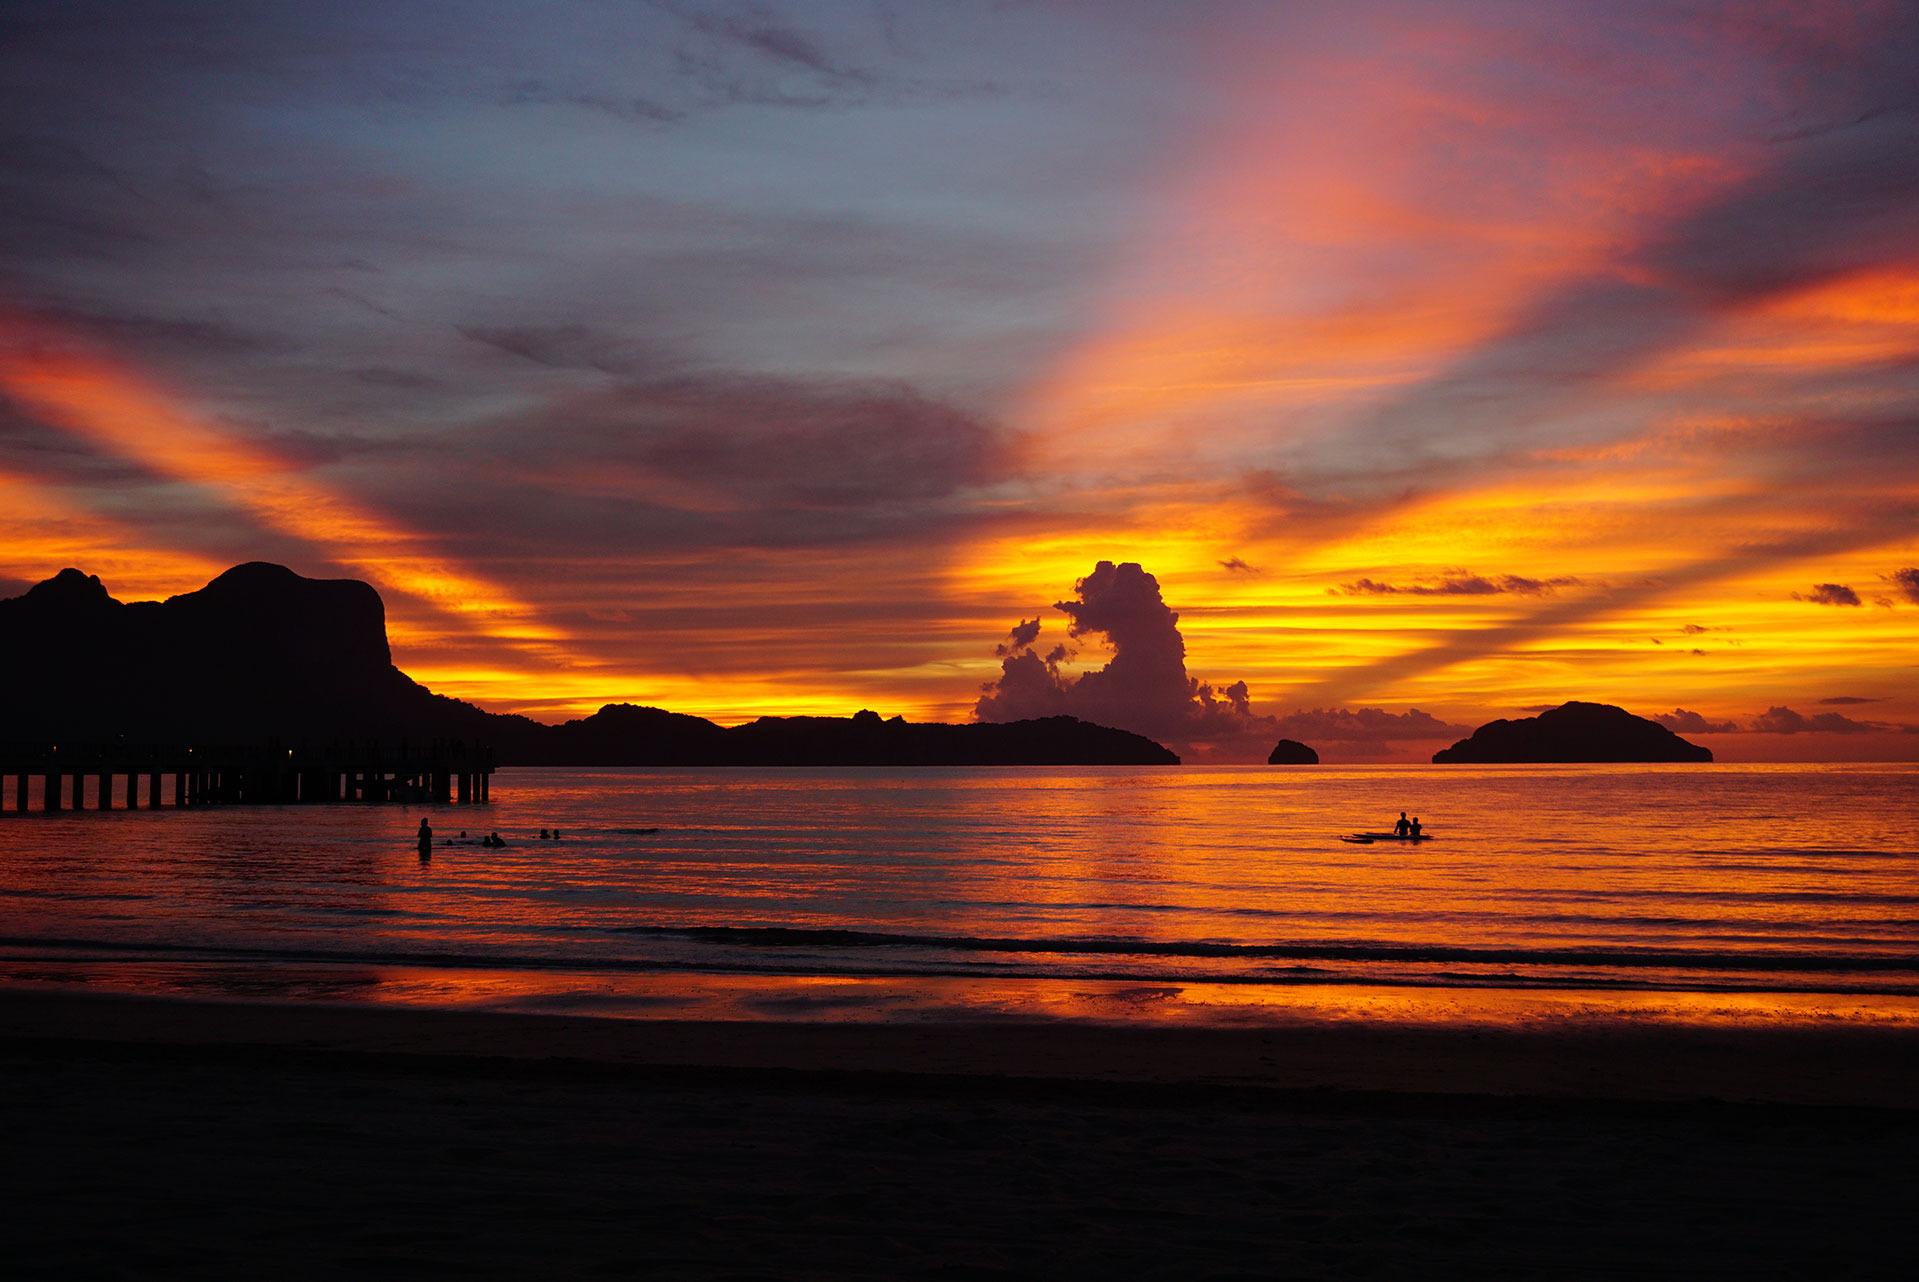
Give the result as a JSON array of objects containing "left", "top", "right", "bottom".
[{"left": 0, "top": 740, "right": 493, "bottom": 813}]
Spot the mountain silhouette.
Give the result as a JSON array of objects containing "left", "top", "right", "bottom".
[
  {"left": 1432, "top": 701, "right": 1712, "bottom": 763},
  {"left": 0, "top": 565, "right": 1177, "bottom": 766}
]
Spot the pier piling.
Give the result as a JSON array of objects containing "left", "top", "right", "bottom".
[{"left": 0, "top": 740, "right": 496, "bottom": 815}]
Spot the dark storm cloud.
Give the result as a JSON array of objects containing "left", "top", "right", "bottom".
[
  {"left": 1795, "top": 583, "right": 1862, "bottom": 606},
  {"left": 1339, "top": 573, "right": 1582, "bottom": 597},
  {"left": 975, "top": 561, "right": 1279, "bottom": 759}
]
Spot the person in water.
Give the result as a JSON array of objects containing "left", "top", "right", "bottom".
[
  {"left": 416, "top": 818, "right": 433, "bottom": 860},
  {"left": 1393, "top": 812, "right": 1411, "bottom": 837},
  {"left": 1409, "top": 816, "right": 1423, "bottom": 838}
]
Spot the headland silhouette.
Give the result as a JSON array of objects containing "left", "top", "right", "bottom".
[{"left": 0, "top": 564, "right": 1178, "bottom": 767}]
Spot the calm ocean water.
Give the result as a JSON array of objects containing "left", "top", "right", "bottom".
[{"left": 2, "top": 764, "right": 1915, "bottom": 1027}]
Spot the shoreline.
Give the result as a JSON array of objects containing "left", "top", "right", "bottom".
[{"left": 5, "top": 985, "right": 1917, "bottom": 1108}]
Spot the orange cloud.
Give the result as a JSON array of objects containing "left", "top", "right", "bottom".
[{"left": 0, "top": 465, "right": 231, "bottom": 597}]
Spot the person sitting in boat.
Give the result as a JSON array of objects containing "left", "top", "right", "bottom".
[
  {"left": 1394, "top": 812, "right": 1411, "bottom": 837},
  {"left": 1409, "top": 816, "right": 1422, "bottom": 838}
]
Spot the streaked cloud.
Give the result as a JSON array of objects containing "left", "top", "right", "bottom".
[
  {"left": 1339, "top": 573, "right": 1582, "bottom": 597},
  {"left": 1750, "top": 706, "right": 1887, "bottom": 735}
]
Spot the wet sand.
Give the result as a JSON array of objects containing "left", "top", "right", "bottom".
[{"left": 3, "top": 988, "right": 1915, "bottom": 1278}]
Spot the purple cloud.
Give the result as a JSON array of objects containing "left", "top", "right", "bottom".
[
  {"left": 994, "top": 618, "right": 1042, "bottom": 657},
  {"left": 975, "top": 561, "right": 1278, "bottom": 760},
  {"left": 1340, "top": 573, "right": 1581, "bottom": 597},
  {"left": 1750, "top": 706, "right": 1880, "bottom": 734},
  {"left": 1653, "top": 709, "right": 1739, "bottom": 735},
  {"left": 1794, "top": 583, "right": 1862, "bottom": 606}
]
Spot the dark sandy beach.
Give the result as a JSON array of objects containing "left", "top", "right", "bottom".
[{"left": 3, "top": 988, "right": 1915, "bottom": 1279}]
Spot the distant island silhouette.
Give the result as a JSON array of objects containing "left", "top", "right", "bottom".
[
  {"left": 0, "top": 564, "right": 1177, "bottom": 766},
  {"left": 1266, "top": 738, "right": 1319, "bottom": 765},
  {"left": 1433, "top": 701, "right": 1712, "bottom": 763}
]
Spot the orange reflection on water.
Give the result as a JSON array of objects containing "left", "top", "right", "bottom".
[{"left": 7, "top": 962, "right": 1915, "bottom": 1034}]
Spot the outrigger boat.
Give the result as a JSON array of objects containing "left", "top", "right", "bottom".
[{"left": 1340, "top": 831, "right": 1434, "bottom": 844}]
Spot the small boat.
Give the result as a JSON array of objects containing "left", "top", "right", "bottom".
[{"left": 1340, "top": 831, "right": 1434, "bottom": 844}]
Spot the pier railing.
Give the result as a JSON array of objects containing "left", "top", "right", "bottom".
[{"left": 0, "top": 739, "right": 494, "bottom": 812}]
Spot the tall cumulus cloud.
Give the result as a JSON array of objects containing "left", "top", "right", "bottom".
[
  {"left": 974, "top": 561, "right": 1277, "bottom": 760},
  {"left": 974, "top": 561, "right": 1463, "bottom": 761}
]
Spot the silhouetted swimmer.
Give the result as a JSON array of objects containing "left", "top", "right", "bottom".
[
  {"left": 416, "top": 818, "right": 433, "bottom": 861},
  {"left": 482, "top": 831, "right": 505, "bottom": 847},
  {"left": 1393, "top": 812, "right": 1411, "bottom": 837},
  {"left": 1409, "top": 816, "right": 1423, "bottom": 838}
]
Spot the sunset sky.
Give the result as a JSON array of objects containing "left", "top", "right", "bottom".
[{"left": 2, "top": 1, "right": 1916, "bottom": 761}]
